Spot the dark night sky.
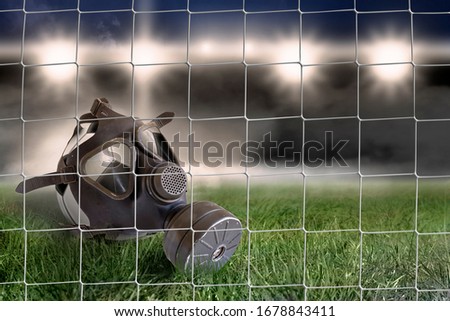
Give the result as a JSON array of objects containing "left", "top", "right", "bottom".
[{"left": 0, "top": 0, "right": 449, "bottom": 177}]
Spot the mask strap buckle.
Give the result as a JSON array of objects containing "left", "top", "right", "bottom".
[
  {"left": 15, "top": 166, "right": 78, "bottom": 194},
  {"left": 90, "top": 98, "right": 124, "bottom": 118},
  {"left": 61, "top": 166, "right": 77, "bottom": 184}
]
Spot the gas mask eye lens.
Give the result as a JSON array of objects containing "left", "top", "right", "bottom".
[
  {"left": 80, "top": 139, "right": 135, "bottom": 199},
  {"left": 96, "top": 171, "right": 130, "bottom": 196},
  {"left": 83, "top": 141, "right": 133, "bottom": 175}
]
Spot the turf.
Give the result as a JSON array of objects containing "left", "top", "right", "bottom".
[{"left": 0, "top": 178, "right": 449, "bottom": 301}]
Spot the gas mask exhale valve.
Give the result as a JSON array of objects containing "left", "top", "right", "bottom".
[{"left": 16, "top": 98, "right": 242, "bottom": 272}]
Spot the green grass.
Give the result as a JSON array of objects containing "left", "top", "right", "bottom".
[{"left": 0, "top": 178, "right": 449, "bottom": 301}]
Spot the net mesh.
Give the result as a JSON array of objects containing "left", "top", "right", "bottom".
[{"left": 0, "top": 0, "right": 449, "bottom": 301}]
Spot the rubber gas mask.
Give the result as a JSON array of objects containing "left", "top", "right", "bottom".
[{"left": 16, "top": 98, "right": 242, "bottom": 271}]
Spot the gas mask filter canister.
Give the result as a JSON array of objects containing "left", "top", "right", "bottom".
[{"left": 16, "top": 98, "right": 242, "bottom": 272}]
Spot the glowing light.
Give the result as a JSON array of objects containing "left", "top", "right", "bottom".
[
  {"left": 364, "top": 38, "right": 411, "bottom": 64},
  {"left": 133, "top": 37, "right": 186, "bottom": 65},
  {"left": 274, "top": 39, "right": 299, "bottom": 64},
  {"left": 34, "top": 38, "right": 76, "bottom": 64},
  {"left": 301, "top": 38, "right": 325, "bottom": 65},
  {"left": 370, "top": 64, "right": 411, "bottom": 83},
  {"left": 41, "top": 64, "right": 76, "bottom": 82},
  {"left": 245, "top": 38, "right": 299, "bottom": 64},
  {"left": 361, "top": 37, "right": 411, "bottom": 82},
  {"left": 275, "top": 63, "right": 300, "bottom": 84},
  {"left": 133, "top": 40, "right": 156, "bottom": 64},
  {"left": 190, "top": 38, "right": 245, "bottom": 63},
  {"left": 245, "top": 42, "right": 253, "bottom": 56},
  {"left": 201, "top": 41, "right": 212, "bottom": 54}
]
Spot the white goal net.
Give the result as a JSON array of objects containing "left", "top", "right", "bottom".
[{"left": 0, "top": 0, "right": 448, "bottom": 301}]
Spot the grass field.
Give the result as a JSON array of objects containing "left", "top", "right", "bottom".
[{"left": 0, "top": 176, "right": 449, "bottom": 301}]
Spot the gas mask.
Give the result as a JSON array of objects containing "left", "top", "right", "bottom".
[{"left": 16, "top": 98, "right": 242, "bottom": 272}]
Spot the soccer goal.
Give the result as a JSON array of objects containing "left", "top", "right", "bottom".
[{"left": 0, "top": 0, "right": 448, "bottom": 302}]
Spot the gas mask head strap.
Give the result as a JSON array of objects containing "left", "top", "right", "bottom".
[
  {"left": 16, "top": 98, "right": 175, "bottom": 194},
  {"left": 15, "top": 166, "right": 77, "bottom": 194},
  {"left": 90, "top": 97, "right": 125, "bottom": 118},
  {"left": 15, "top": 98, "right": 116, "bottom": 195},
  {"left": 85, "top": 98, "right": 175, "bottom": 128}
]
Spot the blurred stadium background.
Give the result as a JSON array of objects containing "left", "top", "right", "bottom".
[{"left": 0, "top": 0, "right": 449, "bottom": 301}]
